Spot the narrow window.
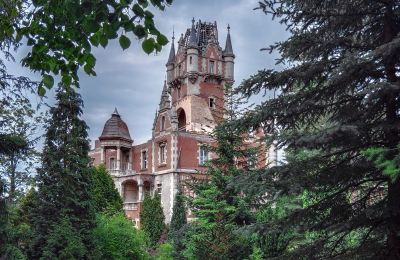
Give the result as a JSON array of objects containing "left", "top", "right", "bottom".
[
  {"left": 208, "top": 97, "right": 215, "bottom": 109},
  {"left": 199, "top": 146, "right": 209, "bottom": 165},
  {"left": 110, "top": 158, "right": 116, "bottom": 170},
  {"left": 159, "top": 143, "right": 166, "bottom": 164},
  {"left": 209, "top": 60, "right": 215, "bottom": 74},
  {"left": 178, "top": 64, "right": 182, "bottom": 76},
  {"left": 189, "top": 56, "right": 192, "bottom": 64},
  {"left": 161, "top": 116, "right": 165, "bottom": 131},
  {"left": 141, "top": 151, "right": 147, "bottom": 169}
]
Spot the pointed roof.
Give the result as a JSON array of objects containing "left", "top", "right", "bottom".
[
  {"left": 99, "top": 109, "right": 132, "bottom": 142},
  {"left": 223, "top": 24, "right": 234, "bottom": 57},
  {"left": 188, "top": 18, "right": 198, "bottom": 48},
  {"left": 166, "top": 31, "right": 175, "bottom": 66},
  {"left": 159, "top": 80, "right": 171, "bottom": 111}
]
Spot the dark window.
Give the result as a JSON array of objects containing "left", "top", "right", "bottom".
[{"left": 209, "top": 60, "right": 215, "bottom": 74}]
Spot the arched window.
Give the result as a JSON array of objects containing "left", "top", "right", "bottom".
[{"left": 177, "top": 108, "right": 186, "bottom": 131}]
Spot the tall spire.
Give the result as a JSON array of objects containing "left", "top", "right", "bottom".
[
  {"left": 223, "top": 24, "right": 234, "bottom": 57},
  {"left": 188, "top": 17, "right": 198, "bottom": 48},
  {"left": 159, "top": 80, "right": 171, "bottom": 111},
  {"left": 166, "top": 30, "right": 175, "bottom": 65}
]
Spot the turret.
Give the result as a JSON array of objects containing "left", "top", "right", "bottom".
[
  {"left": 159, "top": 80, "right": 171, "bottom": 111},
  {"left": 166, "top": 32, "right": 175, "bottom": 83},
  {"left": 186, "top": 18, "right": 199, "bottom": 74},
  {"left": 223, "top": 25, "right": 235, "bottom": 82}
]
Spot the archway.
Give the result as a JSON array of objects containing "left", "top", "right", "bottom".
[{"left": 177, "top": 108, "right": 186, "bottom": 131}]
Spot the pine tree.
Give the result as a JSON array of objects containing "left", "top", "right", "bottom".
[
  {"left": 140, "top": 193, "right": 165, "bottom": 248},
  {"left": 29, "top": 86, "right": 95, "bottom": 259},
  {"left": 169, "top": 190, "right": 187, "bottom": 237},
  {"left": 91, "top": 165, "right": 123, "bottom": 215},
  {"left": 183, "top": 85, "right": 253, "bottom": 259},
  {"left": 235, "top": 1, "right": 400, "bottom": 258}
]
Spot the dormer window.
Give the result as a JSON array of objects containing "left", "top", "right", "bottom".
[
  {"left": 161, "top": 116, "right": 165, "bottom": 131},
  {"left": 209, "top": 60, "right": 215, "bottom": 74},
  {"left": 208, "top": 97, "right": 216, "bottom": 109}
]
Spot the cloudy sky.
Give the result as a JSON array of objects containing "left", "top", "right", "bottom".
[{"left": 8, "top": 0, "right": 290, "bottom": 147}]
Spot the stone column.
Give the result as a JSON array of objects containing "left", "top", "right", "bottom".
[
  {"left": 138, "top": 184, "right": 144, "bottom": 202},
  {"left": 128, "top": 149, "right": 132, "bottom": 171},
  {"left": 116, "top": 146, "right": 121, "bottom": 171}
]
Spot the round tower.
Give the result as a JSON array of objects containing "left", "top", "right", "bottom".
[{"left": 223, "top": 25, "right": 235, "bottom": 82}]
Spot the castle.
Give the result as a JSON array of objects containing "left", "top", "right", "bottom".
[{"left": 89, "top": 19, "right": 276, "bottom": 227}]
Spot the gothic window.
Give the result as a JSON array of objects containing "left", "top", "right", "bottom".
[
  {"left": 209, "top": 60, "right": 215, "bottom": 74},
  {"left": 161, "top": 116, "right": 165, "bottom": 131},
  {"left": 208, "top": 97, "right": 216, "bottom": 109},
  {"left": 141, "top": 150, "right": 147, "bottom": 169},
  {"left": 109, "top": 157, "right": 116, "bottom": 170},
  {"left": 199, "top": 145, "right": 209, "bottom": 166},
  {"left": 159, "top": 143, "right": 166, "bottom": 164}
]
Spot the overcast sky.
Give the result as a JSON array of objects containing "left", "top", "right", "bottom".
[{"left": 7, "top": 0, "right": 290, "bottom": 147}]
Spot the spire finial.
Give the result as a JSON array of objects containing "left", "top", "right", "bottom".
[
  {"left": 227, "top": 24, "right": 230, "bottom": 32},
  {"left": 192, "top": 17, "right": 195, "bottom": 25},
  {"left": 172, "top": 26, "right": 175, "bottom": 40},
  {"left": 112, "top": 107, "right": 119, "bottom": 116}
]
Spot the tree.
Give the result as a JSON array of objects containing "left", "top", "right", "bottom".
[
  {"left": 29, "top": 86, "right": 95, "bottom": 259},
  {"left": 169, "top": 190, "right": 187, "bottom": 237},
  {"left": 92, "top": 213, "right": 149, "bottom": 260},
  {"left": 235, "top": 0, "right": 400, "bottom": 258},
  {"left": 91, "top": 165, "right": 123, "bottom": 215},
  {"left": 2, "top": 0, "right": 173, "bottom": 95},
  {"left": 0, "top": 84, "right": 42, "bottom": 205},
  {"left": 182, "top": 85, "right": 253, "bottom": 259},
  {"left": 140, "top": 192, "right": 165, "bottom": 248}
]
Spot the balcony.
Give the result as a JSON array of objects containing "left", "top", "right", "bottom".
[
  {"left": 123, "top": 202, "right": 138, "bottom": 211},
  {"left": 109, "top": 169, "right": 135, "bottom": 176}
]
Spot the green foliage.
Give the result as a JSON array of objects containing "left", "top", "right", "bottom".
[
  {"left": 155, "top": 243, "right": 174, "bottom": 260},
  {"left": 234, "top": 0, "right": 400, "bottom": 258},
  {"left": 1, "top": 0, "right": 173, "bottom": 95},
  {"left": 362, "top": 146, "right": 400, "bottom": 181},
  {"left": 169, "top": 190, "right": 187, "bottom": 238},
  {"left": 42, "top": 218, "right": 87, "bottom": 259},
  {"left": 92, "top": 213, "right": 149, "bottom": 260},
  {"left": 91, "top": 165, "right": 123, "bottom": 215},
  {"left": 29, "top": 87, "right": 95, "bottom": 259},
  {"left": 140, "top": 193, "right": 165, "bottom": 248}
]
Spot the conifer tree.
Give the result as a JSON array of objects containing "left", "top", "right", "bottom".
[
  {"left": 169, "top": 190, "right": 187, "bottom": 237},
  {"left": 183, "top": 85, "right": 253, "bottom": 259},
  {"left": 140, "top": 193, "right": 165, "bottom": 248},
  {"left": 29, "top": 86, "right": 95, "bottom": 259},
  {"left": 235, "top": 1, "right": 400, "bottom": 258},
  {"left": 91, "top": 165, "right": 123, "bottom": 215}
]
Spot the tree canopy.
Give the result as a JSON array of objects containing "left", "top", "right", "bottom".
[
  {"left": 233, "top": 0, "right": 400, "bottom": 258},
  {"left": 1, "top": 0, "right": 172, "bottom": 95}
]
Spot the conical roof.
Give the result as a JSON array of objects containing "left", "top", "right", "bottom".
[
  {"left": 99, "top": 108, "right": 132, "bottom": 142},
  {"left": 187, "top": 18, "right": 198, "bottom": 48},
  {"left": 166, "top": 32, "right": 175, "bottom": 65},
  {"left": 223, "top": 24, "right": 234, "bottom": 57}
]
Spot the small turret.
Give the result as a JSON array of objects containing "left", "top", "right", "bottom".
[
  {"left": 166, "top": 31, "right": 175, "bottom": 83},
  {"left": 186, "top": 18, "right": 199, "bottom": 74},
  {"left": 223, "top": 25, "right": 235, "bottom": 81}
]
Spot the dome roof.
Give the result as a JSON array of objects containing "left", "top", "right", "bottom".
[{"left": 99, "top": 108, "right": 132, "bottom": 142}]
